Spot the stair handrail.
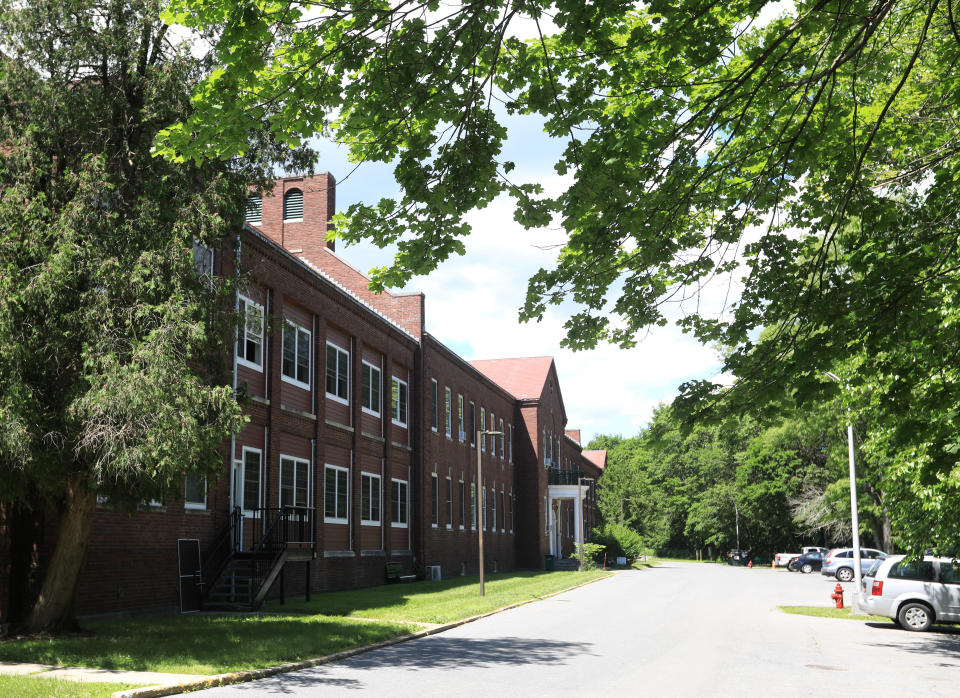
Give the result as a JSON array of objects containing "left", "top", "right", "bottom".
[{"left": 201, "top": 506, "right": 242, "bottom": 598}]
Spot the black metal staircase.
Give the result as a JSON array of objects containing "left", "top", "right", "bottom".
[{"left": 201, "top": 505, "right": 315, "bottom": 611}]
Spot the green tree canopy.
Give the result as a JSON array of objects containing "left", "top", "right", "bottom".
[
  {"left": 158, "top": 0, "right": 960, "bottom": 551},
  {"left": 0, "top": 0, "right": 308, "bottom": 632}
]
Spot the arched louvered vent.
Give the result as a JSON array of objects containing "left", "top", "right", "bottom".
[
  {"left": 283, "top": 188, "right": 303, "bottom": 221},
  {"left": 245, "top": 194, "right": 262, "bottom": 223}
]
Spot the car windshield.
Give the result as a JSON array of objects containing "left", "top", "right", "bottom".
[{"left": 864, "top": 559, "right": 883, "bottom": 578}]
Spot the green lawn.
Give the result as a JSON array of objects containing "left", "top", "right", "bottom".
[
  {"left": 0, "top": 614, "right": 414, "bottom": 675},
  {"left": 266, "top": 570, "right": 611, "bottom": 624},
  {"left": 779, "top": 605, "right": 892, "bottom": 622},
  {"left": 0, "top": 675, "right": 144, "bottom": 698},
  {"left": 0, "top": 570, "right": 607, "bottom": 676}
]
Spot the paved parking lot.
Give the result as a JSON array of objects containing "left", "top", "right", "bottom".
[{"left": 194, "top": 562, "right": 960, "bottom": 697}]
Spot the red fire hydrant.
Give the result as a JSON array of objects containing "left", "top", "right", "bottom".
[
  {"left": 747, "top": 560, "right": 753, "bottom": 569},
  {"left": 831, "top": 583, "right": 844, "bottom": 609}
]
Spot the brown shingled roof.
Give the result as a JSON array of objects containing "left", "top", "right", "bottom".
[{"left": 469, "top": 356, "right": 555, "bottom": 400}]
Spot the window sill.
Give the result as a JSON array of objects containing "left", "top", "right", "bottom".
[{"left": 323, "top": 550, "right": 355, "bottom": 558}]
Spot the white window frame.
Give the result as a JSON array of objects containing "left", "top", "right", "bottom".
[
  {"left": 361, "top": 360, "right": 381, "bottom": 416},
  {"left": 509, "top": 424, "right": 513, "bottom": 463},
  {"left": 459, "top": 478, "right": 465, "bottom": 530},
  {"left": 510, "top": 490, "right": 514, "bottom": 533},
  {"left": 499, "top": 418, "right": 505, "bottom": 458},
  {"left": 184, "top": 472, "right": 206, "bottom": 511},
  {"left": 457, "top": 394, "right": 465, "bottom": 441},
  {"left": 325, "top": 341, "right": 349, "bottom": 405},
  {"left": 239, "top": 446, "right": 262, "bottom": 516},
  {"left": 324, "top": 464, "right": 349, "bottom": 524},
  {"left": 471, "top": 482, "right": 477, "bottom": 531},
  {"left": 492, "top": 483, "right": 498, "bottom": 532},
  {"left": 445, "top": 476, "right": 453, "bottom": 530},
  {"left": 391, "top": 478, "right": 409, "bottom": 528},
  {"left": 470, "top": 402, "right": 476, "bottom": 447},
  {"left": 281, "top": 319, "right": 311, "bottom": 389},
  {"left": 279, "top": 455, "right": 311, "bottom": 508},
  {"left": 430, "top": 379, "right": 438, "bottom": 432},
  {"left": 361, "top": 472, "right": 381, "bottom": 526},
  {"left": 482, "top": 486, "right": 488, "bottom": 530},
  {"left": 391, "top": 376, "right": 408, "bottom": 427},
  {"left": 480, "top": 407, "right": 486, "bottom": 452},
  {"left": 444, "top": 387, "right": 452, "bottom": 439},
  {"left": 236, "top": 295, "right": 264, "bottom": 371},
  {"left": 431, "top": 473, "right": 439, "bottom": 528},
  {"left": 283, "top": 188, "right": 303, "bottom": 222}
]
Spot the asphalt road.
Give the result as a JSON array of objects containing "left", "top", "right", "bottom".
[{"left": 194, "top": 563, "right": 960, "bottom": 697}]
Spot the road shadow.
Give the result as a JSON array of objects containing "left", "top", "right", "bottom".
[
  {"left": 235, "top": 637, "right": 596, "bottom": 693},
  {"left": 865, "top": 622, "right": 960, "bottom": 666}
]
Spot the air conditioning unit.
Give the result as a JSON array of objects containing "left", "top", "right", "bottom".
[{"left": 426, "top": 565, "right": 442, "bottom": 581}]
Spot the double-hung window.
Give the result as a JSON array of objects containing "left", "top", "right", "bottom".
[
  {"left": 361, "top": 361, "right": 381, "bottom": 415},
  {"left": 280, "top": 456, "right": 310, "bottom": 507},
  {"left": 480, "top": 408, "right": 486, "bottom": 452},
  {"left": 392, "top": 377, "right": 408, "bottom": 426},
  {"left": 361, "top": 473, "right": 381, "bottom": 525},
  {"left": 184, "top": 472, "right": 206, "bottom": 510},
  {"left": 459, "top": 480, "right": 465, "bottom": 529},
  {"left": 469, "top": 402, "right": 476, "bottom": 446},
  {"left": 430, "top": 379, "right": 438, "bottom": 432},
  {"left": 444, "top": 388, "right": 452, "bottom": 438},
  {"left": 281, "top": 320, "right": 311, "bottom": 388},
  {"left": 492, "top": 485, "right": 497, "bottom": 531},
  {"left": 499, "top": 419, "right": 505, "bottom": 458},
  {"left": 431, "top": 474, "right": 439, "bottom": 527},
  {"left": 457, "top": 395, "right": 465, "bottom": 441},
  {"left": 471, "top": 483, "right": 477, "bottom": 530},
  {"left": 238, "top": 447, "right": 262, "bottom": 515},
  {"left": 391, "top": 479, "right": 408, "bottom": 527},
  {"left": 499, "top": 490, "right": 505, "bottom": 532},
  {"left": 324, "top": 465, "right": 349, "bottom": 523},
  {"left": 236, "top": 296, "right": 263, "bottom": 370},
  {"left": 445, "top": 477, "right": 453, "bottom": 529},
  {"left": 509, "top": 491, "right": 515, "bottom": 533},
  {"left": 508, "top": 425, "right": 513, "bottom": 462},
  {"left": 325, "top": 342, "right": 349, "bottom": 403},
  {"left": 482, "top": 487, "right": 487, "bottom": 530}
]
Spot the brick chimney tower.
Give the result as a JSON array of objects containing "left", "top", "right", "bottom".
[{"left": 247, "top": 173, "right": 337, "bottom": 260}]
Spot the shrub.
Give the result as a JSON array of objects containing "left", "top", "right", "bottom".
[{"left": 592, "top": 523, "right": 644, "bottom": 562}]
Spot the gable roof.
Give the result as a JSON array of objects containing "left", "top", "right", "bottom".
[
  {"left": 469, "top": 356, "right": 555, "bottom": 400},
  {"left": 582, "top": 450, "right": 607, "bottom": 469},
  {"left": 583, "top": 451, "right": 607, "bottom": 470}
]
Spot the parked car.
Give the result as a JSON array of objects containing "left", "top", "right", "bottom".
[
  {"left": 821, "top": 547, "right": 888, "bottom": 581},
  {"left": 726, "top": 549, "right": 753, "bottom": 566},
  {"left": 775, "top": 546, "right": 829, "bottom": 568},
  {"left": 861, "top": 555, "right": 960, "bottom": 631},
  {"left": 791, "top": 551, "right": 825, "bottom": 574}
]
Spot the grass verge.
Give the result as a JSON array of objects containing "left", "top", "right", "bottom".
[
  {"left": 779, "top": 605, "right": 891, "bottom": 622},
  {"left": 266, "top": 569, "right": 611, "bottom": 624},
  {"left": 0, "top": 675, "right": 144, "bottom": 698},
  {"left": 0, "top": 570, "right": 608, "bottom": 676},
  {"left": 0, "top": 614, "right": 414, "bottom": 675}
]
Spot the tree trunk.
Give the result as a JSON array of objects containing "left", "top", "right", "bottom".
[{"left": 24, "top": 473, "right": 96, "bottom": 634}]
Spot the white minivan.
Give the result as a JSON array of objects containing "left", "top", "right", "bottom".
[{"left": 861, "top": 555, "right": 960, "bottom": 631}]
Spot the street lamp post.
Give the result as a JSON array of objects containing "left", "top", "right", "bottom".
[
  {"left": 477, "top": 428, "right": 502, "bottom": 596},
  {"left": 825, "top": 371, "right": 863, "bottom": 613},
  {"left": 578, "top": 476, "right": 594, "bottom": 571}
]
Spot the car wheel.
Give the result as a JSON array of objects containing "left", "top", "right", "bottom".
[
  {"left": 801, "top": 563, "right": 813, "bottom": 574},
  {"left": 897, "top": 602, "right": 933, "bottom": 632},
  {"left": 836, "top": 567, "right": 854, "bottom": 582},
  {"left": 787, "top": 558, "right": 800, "bottom": 571}
]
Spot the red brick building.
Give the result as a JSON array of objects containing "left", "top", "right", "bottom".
[{"left": 0, "top": 174, "right": 606, "bottom": 621}]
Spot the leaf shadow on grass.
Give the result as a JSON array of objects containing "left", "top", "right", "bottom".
[
  {"left": 230, "top": 636, "right": 595, "bottom": 693},
  {"left": 0, "top": 615, "right": 412, "bottom": 675}
]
